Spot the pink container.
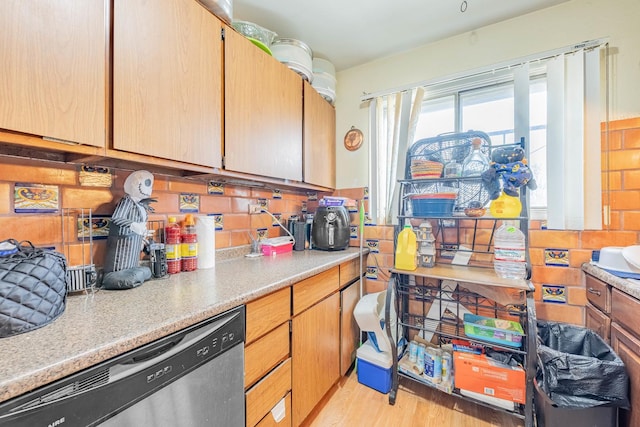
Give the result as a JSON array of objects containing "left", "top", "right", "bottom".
[{"left": 261, "top": 241, "right": 294, "bottom": 256}]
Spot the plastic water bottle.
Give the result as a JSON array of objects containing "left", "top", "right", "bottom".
[
  {"left": 395, "top": 225, "right": 417, "bottom": 271},
  {"left": 493, "top": 221, "right": 526, "bottom": 279},
  {"left": 461, "top": 138, "right": 490, "bottom": 177}
]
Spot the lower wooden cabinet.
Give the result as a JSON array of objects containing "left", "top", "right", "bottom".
[
  {"left": 245, "top": 322, "right": 290, "bottom": 389},
  {"left": 256, "top": 392, "right": 291, "bottom": 427},
  {"left": 291, "top": 292, "right": 340, "bottom": 426},
  {"left": 585, "top": 302, "right": 611, "bottom": 344},
  {"left": 246, "top": 287, "right": 291, "bottom": 345},
  {"left": 584, "top": 272, "right": 640, "bottom": 427},
  {"left": 339, "top": 258, "right": 360, "bottom": 288},
  {"left": 585, "top": 273, "right": 611, "bottom": 313},
  {"left": 246, "top": 358, "right": 292, "bottom": 427},
  {"left": 611, "top": 288, "right": 639, "bottom": 334},
  {"left": 245, "top": 261, "right": 361, "bottom": 427},
  {"left": 610, "top": 323, "right": 640, "bottom": 427},
  {"left": 245, "top": 288, "right": 292, "bottom": 427},
  {"left": 292, "top": 267, "right": 339, "bottom": 316}
]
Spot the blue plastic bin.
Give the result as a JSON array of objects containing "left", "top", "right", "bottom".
[{"left": 411, "top": 198, "right": 455, "bottom": 216}]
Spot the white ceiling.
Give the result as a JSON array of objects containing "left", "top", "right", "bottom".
[{"left": 232, "top": 0, "right": 569, "bottom": 71}]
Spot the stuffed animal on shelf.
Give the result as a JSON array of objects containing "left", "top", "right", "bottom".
[
  {"left": 481, "top": 146, "right": 537, "bottom": 199},
  {"left": 102, "top": 170, "right": 156, "bottom": 290}
]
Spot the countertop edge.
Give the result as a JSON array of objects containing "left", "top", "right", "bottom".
[
  {"left": 582, "top": 262, "right": 640, "bottom": 300},
  {"left": 0, "top": 248, "right": 367, "bottom": 403}
]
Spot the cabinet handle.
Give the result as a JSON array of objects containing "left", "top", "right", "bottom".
[{"left": 587, "top": 287, "right": 601, "bottom": 296}]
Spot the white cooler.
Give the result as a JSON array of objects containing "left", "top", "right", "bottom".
[{"left": 353, "top": 291, "right": 396, "bottom": 394}]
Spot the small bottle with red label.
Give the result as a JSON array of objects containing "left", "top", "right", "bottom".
[
  {"left": 181, "top": 214, "right": 198, "bottom": 272},
  {"left": 165, "top": 216, "right": 182, "bottom": 274}
]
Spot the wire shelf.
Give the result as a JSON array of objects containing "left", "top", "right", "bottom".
[
  {"left": 406, "top": 131, "right": 492, "bottom": 211},
  {"left": 61, "top": 208, "right": 97, "bottom": 294}
]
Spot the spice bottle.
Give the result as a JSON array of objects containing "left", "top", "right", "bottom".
[
  {"left": 180, "top": 214, "right": 198, "bottom": 272},
  {"left": 165, "top": 216, "right": 181, "bottom": 274}
]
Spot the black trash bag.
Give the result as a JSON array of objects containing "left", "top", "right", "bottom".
[
  {"left": 537, "top": 321, "right": 630, "bottom": 409},
  {"left": 485, "top": 348, "right": 523, "bottom": 367}
]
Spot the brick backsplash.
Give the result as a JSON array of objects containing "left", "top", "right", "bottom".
[{"left": 0, "top": 158, "right": 345, "bottom": 267}]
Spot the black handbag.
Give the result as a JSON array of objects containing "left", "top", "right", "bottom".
[{"left": 0, "top": 239, "right": 67, "bottom": 338}]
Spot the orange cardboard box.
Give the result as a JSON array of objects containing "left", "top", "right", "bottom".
[{"left": 453, "top": 351, "right": 526, "bottom": 404}]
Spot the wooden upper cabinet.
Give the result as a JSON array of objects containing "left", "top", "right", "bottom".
[
  {"left": 224, "top": 27, "right": 303, "bottom": 181},
  {"left": 303, "top": 81, "right": 336, "bottom": 188},
  {"left": 0, "top": 0, "right": 108, "bottom": 147},
  {"left": 113, "top": 0, "right": 222, "bottom": 168}
]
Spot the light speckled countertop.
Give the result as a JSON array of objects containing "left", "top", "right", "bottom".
[
  {"left": 0, "top": 247, "right": 366, "bottom": 403},
  {"left": 582, "top": 262, "right": 640, "bottom": 300}
]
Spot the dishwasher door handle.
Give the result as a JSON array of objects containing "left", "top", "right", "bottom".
[{"left": 109, "top": 310, "right": 240, "bottom": 383}]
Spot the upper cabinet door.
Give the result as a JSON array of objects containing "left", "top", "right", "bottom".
[
  {"left": 0, "top": 1, "right": 107, "bottom": 147},
  {"left": 113, "top": 0, "right": 222, "bottom": 168},
  {"left": 303, "top": 82, "right": 336, "bottom": 189},
  {"left": 224, "top": 28, "right": 303, "bottom": 182}
]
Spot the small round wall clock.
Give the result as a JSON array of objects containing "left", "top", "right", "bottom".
[{"left": 344, "top": 127, "right": 363, "bottom": 151}]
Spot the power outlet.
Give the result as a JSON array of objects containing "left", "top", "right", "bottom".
[{"left": 248, "top": 204, "right": 262, "bottom": 214}]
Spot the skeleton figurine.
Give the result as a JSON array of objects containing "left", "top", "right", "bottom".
[{"left": 102, "top": 170, "right": 156, "bottom": 290}]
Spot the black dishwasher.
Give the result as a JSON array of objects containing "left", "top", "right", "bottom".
[{"left": 0, "top": 306, "right": 245, "bottom": 427}]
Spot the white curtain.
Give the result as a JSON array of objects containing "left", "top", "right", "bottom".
[
  {"left": 369, "top": 88, "right": 424, "bottom": 225},
  {"left": 546, "top": 47, "right": 603, "bottom": 230},
  {"left": 367, "top": 40, "right": 606, "bottom": 230}
]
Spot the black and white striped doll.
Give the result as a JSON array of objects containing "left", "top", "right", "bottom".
[{"left": 102, "top": 170, "right": 156, "bottom": 290}]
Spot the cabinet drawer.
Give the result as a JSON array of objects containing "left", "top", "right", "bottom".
[
  {"left": 293, "top": 267, "right": 339, "bottom": 315},
  {"left": 585, "top": 302, "right": 611, "bottom": 344},
  {"left": 256, "top": 392, "right": 291, "bottom": 427},
  {"left": 246, "top": 358, "right": 292, "bottom": 427},
  {"left": 339, "top": 258, "right": 360, "bottom": 288},
  {"left": 246, "top": 287, "right": 291, "bottom": 344},
  {"left": 585, "top": 274, "right": 611, "bottom": 314},
  {"left": 611, "top": 288, "right": 640, "bottom": 339},
  {"left": 245, "top": 322, "right": 290, "bottom": 389}
]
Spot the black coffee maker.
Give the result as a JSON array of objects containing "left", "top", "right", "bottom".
[{"left": 312, "top": 206, "right": 350, "bottom": 251}]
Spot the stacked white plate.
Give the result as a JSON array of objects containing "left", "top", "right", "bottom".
[
  {"left": 271, "top": 38, "right": 313, "bottom": 82},
  {"left": 311, "top": 58, "right": 337, "bottom": 104}
]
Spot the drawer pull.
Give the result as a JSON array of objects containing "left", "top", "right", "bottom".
[{"left": 588, "top": 287, "right": 601, "bottom": 296}]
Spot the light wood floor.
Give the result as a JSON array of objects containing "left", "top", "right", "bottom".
[{"left": 304, "top": 368, "right": 525, "bottom": 427}]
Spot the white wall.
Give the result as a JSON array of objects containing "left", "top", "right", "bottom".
[{"left": 334, "top": 0, "right": 640, "bottom": 189}]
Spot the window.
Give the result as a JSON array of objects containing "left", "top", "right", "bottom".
[
  {"left": 367, "top": 40, "right": 607, "bottom": 230},
  {"left": 414, "top": 78, "right": 547, "bottom": 210}
]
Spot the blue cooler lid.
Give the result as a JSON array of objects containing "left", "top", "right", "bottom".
[{"left": 356, "top": 340, "right": 393, "bottom": 369}]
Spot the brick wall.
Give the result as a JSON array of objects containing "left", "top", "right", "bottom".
[{"left": 362, "top": 118, "right": 640, "bottom": 325}]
